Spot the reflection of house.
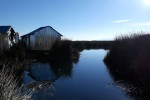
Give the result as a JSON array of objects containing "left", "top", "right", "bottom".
[
  {"left": 0, "top": 26, "right": 19, "bottom": 50},
  {"left": 29, "top": 62, "right": 58, "bottom": 82},
  {"left": 21, "top": 26, "right": 62, "bottom": 50}
]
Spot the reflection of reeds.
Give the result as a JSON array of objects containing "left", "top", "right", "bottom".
[{"left": 104, "top": 33, "right": 150, "bottom": 99}]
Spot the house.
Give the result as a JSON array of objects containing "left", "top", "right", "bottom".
[
  {"left": 21, "top": 26, "right": 62, "bottom": 51},
  {"left": 0, "top": 26, "right": 19, "bottom": 50}
]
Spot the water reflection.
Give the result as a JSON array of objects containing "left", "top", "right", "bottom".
[
  {"left": 22, "top": 50, "right": 80, "bottom": 99},
  {"left": 22, "top": 50, "right": 132, "bottom": 100},
  {"left": 29, "top": 58, "right": 75, "bottom": 82},
  {"left": 29, "top": 63, "right": 58, "bottom": 81},
  {"left": 50, "top": 58, "right": 73, "bottom": 77},
  {"left": 105, "top": 60, "right": 147, "bottom": 100}
]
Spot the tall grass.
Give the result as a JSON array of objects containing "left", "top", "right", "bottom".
[
  {"left": 0, "top": 65, "right": 55, "bottom": 100},
  {"left": 104, "top": 32, "right": 150, "bottom": 98},
  {"left": 0, "top": 66, "right": 32, "bottom": 100},
  {"left": 0, "top": 40, "right": 58, "bottom": 99},
  {"left": 0, "top": 42, "right": 33, "bottom": 99},
  {"left": 49, "top": 39, "right": 73, "bottom": 60},
  {"left": 0, "top": 41, "right": 32, "bottom": 75}
]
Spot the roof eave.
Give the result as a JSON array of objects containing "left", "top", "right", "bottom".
[{"left": 21, "top": 26, "right": 63, "bottom": 37}]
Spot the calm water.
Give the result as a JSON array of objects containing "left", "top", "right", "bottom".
[{"left": 23, "top": 49, "right": 132, "bottom": 100}]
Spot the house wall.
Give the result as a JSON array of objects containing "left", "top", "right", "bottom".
[
  {"left": 0, "top": 34, "right": 9, "bottom": 50},
  {"left": 30, "top": 27, "right": 61, "bottom": 50}
]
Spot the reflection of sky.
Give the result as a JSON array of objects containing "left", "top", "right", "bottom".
[
  {"left": 32, "top": 49, "right": 131, "bottom": 100},
  {"left": 54, "top": 50, "right": 131, "bottom": 100},
  {"left": 30, "top": 63, "right": 57, "bottom": 81},
  {"left": 22, "top": 71, "right": 36, "bottom": 84}
]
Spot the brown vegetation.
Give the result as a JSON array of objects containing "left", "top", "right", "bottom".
[{"left": 104, "top": 33, "right": 150, "bottom": 99}]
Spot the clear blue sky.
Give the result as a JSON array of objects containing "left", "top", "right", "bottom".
[{"left": 1, "top": 0, "right": 150, "bottom": 40}]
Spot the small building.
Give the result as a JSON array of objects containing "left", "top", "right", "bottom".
[
  {"left": 0, "top": 26, "right": 18, "bottom": 50},
  {"left": 21, "top": 26, "right": 62, "bottom": 51}
]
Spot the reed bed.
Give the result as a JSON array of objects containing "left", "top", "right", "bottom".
[
  {"left": 0, "top": 65, "right": 32, "bottom": 100},
  {"left": 0, "top": 42, "right": 33, "bottom": 99},
  {"left": 104, "top": 32, "right": 150, "bottom": 99}
]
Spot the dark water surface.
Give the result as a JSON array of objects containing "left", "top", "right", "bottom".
[{"left": 23, "top": 50, "right": 132, "bottom": 100}]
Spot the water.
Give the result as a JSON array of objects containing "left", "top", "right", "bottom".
[{"left": 23, "top": 49, "right": 131, "bottom": 100}]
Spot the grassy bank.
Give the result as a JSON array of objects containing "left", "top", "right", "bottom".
[
  {"left": 0, "top": 41, "right": 60, "bottom": 99},
  {"left": 0, "top": 42, "right": 34, "bottom": 99},
  {"left": 0, "top": 66, "right": 32, "bottom": 100},
  {"left": 0, "top": 39, "right": 110, "bottom": 99},
  {"left": 104, "top": 33, "right": 150, "bottom": 99},
  {"left": 0, "top": 42, "right": 32, "bottom": 75}
]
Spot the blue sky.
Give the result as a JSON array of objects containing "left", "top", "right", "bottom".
[{"left": 1, "top": 0, "right": 150, "bottom": 40}]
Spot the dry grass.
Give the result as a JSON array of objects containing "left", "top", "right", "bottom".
[
  {"left": 0, "top": 65, "right": 32, "bottom": 100},
  {"left": 104, "top": 32, "right": 150, "bottom": 98},
  {"left": 0, "top": 42, "right": 33, "bottom": 99},
  {"left": 0, "top": 41, "right": 57, "bottom": 99},
  {"left": 0, "top": 65, "right": 55, "bottom": 100}
]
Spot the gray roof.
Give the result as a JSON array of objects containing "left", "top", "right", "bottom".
[
  {"left": 0, "top": 26, "right": 12, "bottom": 34},
  {"left": 22, "top": 26, "right": 62, "bottom": 37}
]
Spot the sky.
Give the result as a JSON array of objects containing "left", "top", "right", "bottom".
[{"left": 1, "top": 0, "right": 150, "bottom": 40}]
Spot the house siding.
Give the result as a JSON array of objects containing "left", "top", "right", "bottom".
[
  {"left": 23, "top": 26, "right": 62, "bottom": 51},
  {"left": 0, "top": 34, "right": 9, "bottom": 50},
  {"left": 0, "top": 26, "right": 17, "bottom": 50}
]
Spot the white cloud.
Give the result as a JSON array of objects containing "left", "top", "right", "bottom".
[
  {"left": 130, "top": 22, "right": 150, "bottom": 26},
  {"left": 112, "top": 20, "right": 129, "bottom": 23}
]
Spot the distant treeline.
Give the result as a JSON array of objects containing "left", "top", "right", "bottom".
[{"left": 72, "top": 40, "right": 113, "bottom": 51}]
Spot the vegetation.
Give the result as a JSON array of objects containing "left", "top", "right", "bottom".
[
  {"left": 0, "top": 41, "right": 59, "bottom": 99},
  {"left": 104, "top": 33, "right": 150, "bottom": 99},
  {"left": 0, "top": 38, "right": 112, "bottom": 99},
  {"left": 72, "top": 40, "right": 113, "bottom": 51},
  {"left": 50, "top": 39, "right": 73, "bottom": 59},
  {"left": 0, "top": 66, "right": 32, "bottom": 100},
  {"left": 32, "top": 39, "right": 80, "bottom": 62},
  {"left": 0, "top": 42, "right": 31, "bottom": 75},
  {"left": 0, "top": 42, "right": 33, "bottom": 99}
]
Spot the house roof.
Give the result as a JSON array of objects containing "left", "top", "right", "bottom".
[
  {"left": 0, "top": 26, "right": 11, "bottom": 33},
  {"left": 22, "top": 26, "right": 62, "bottom": 37}
]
